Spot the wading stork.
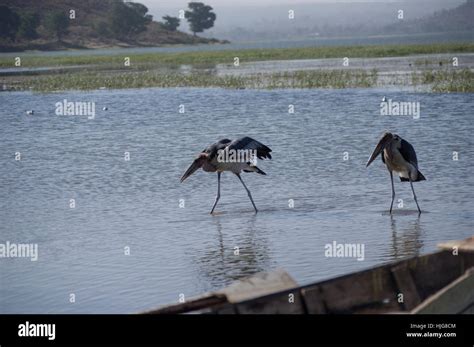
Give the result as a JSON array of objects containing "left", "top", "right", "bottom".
[
  {"left": 366, "top": 132, "right": 425, "bottom": 214},
  {"left": 180, "top": 137, "right": 272, "bottom": 214}
]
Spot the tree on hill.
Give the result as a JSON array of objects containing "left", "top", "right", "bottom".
[
  {"left": 109, "top": 1, "right": 152, "bottom": 39},
  {"left": 162, "top": 16, "right": 180, "bottom": 31},
  {"left": 0, "top": 6, "right": 20, "bottom": 41},
  {"left": 17, "top": 12, "right": 40, "bottom": 39},
  {"left": 44, "top": 11, "right": 69, "bottom": 41},
  {"left": 185, "top": 2, "right": 216, "bottom": 36}
]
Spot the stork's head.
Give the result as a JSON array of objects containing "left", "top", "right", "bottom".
[
  {"left": 366, "top": 132, "right": 394, "bottom": 167},
  {"left": 180, "top": 153, "right": 207, "bottom": 183},
  {"left": 391, "top": 133, "right": 401, "bottom": 144}
]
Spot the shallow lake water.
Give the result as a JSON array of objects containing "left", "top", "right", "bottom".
[{"left": 0, "top": 87, "right": 472, "bottom": 313}]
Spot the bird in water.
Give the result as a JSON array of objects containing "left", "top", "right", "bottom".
[
  {"left": 366, "top": 132, "right": 425, "bottom": 214},
  {"left": 180, "top": 137, "right": 272, "bottom": 214}
]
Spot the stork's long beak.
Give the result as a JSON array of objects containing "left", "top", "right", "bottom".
[
  {"left": 366, "top": 133, "right": 392, "bottom": 167},
  {"left": 180, "top": 158, "right": 202, "bottom": 183}
]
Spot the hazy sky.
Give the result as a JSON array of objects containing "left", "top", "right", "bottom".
[{"left": 137, "top": 0, "right": 465, "bottom": 40}]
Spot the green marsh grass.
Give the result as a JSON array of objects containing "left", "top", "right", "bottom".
[
  {"left": 416, "top": 69, "right": 474, "bottom": 92},
  {"left": 1, "top": 42, "right": 473, "bottom": 69},
  {"left": 14, "top": 69, "right": 378, "bottom": 92}
]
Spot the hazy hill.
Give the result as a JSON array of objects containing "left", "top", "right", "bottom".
[
  {"left": 383, "top": 0, "right": 474, "bottom": 34},
  {"left": 0, "top": 0, "right": 224, "bottom": 52}
]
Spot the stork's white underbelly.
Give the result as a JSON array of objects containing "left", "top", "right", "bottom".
[
  {"left": 215, "top": 161, "right": 251, "bottom": 174},
  {"left": 384, "top": 150, "right": 417, "bottom": 181}
]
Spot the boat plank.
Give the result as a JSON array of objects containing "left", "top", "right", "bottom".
[
  {"left": 216, "top": 268, "right": 298, "bottom": 304},
  {"left": 143, "top": 294, "right": 227, "bottom": 314},
  {"left": 438, "top": 237, "right": 474, "bottom": 253},
  {"left": 412, "top": 268, "right": 474, "bottom": 314},
  {"left": 407, "top": 251, "right": 464, "bottom": 300},
  {"left": 235, "top": 290, "right": 305, "bottom": 314},
  {"left": 391, "top": 264, "right": 421, "bottom": 310},
  {"left": 317, "top": 267, "right": 399, "bottom": 313},
  {"left": 301, "top": 285, "right": 327, "bottom": 314}
]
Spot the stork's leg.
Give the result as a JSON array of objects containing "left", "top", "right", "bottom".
[
  {"left": 389, "top": 171, "right": 395, "bottom": 214},
  {"left": 409, "top": 179, "right": 421, "bottom": 214},
  {"left": 210, "top": 172, "right": 221, "bottom": 214},
  {"left": 236, "top": 173, "right": 258, "bottom": 213}
]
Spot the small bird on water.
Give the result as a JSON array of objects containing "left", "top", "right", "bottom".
[
  {"left": 366, "top": 132, "right": 425, "bottom": 214},
  {"left": 180, "top": 137, "right": 272, "bottom": 214}
]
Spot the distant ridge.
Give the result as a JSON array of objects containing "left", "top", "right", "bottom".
[
  {"left": 382, "top": 0, "right": 473, "bottom": 35},
  {"left": 0, "top": 0, "right": 227, "bottom": 52}
]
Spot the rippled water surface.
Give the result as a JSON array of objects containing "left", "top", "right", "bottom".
[{"left": 0, "top": 87, "right": 472, "bottom": 313}]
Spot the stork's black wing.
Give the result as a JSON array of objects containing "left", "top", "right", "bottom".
[
  {"left": 227, "top": 136, "right": 272, "bottom": 160},
  {"left": 203, "top": 138, "right": 232, "bottom": 159},
  {"left": 399, "top": 138, "right": 419, "bottom": 168}
]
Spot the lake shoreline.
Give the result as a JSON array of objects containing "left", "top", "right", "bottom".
[{"left": 1, "top": 43, "right": 473, "bottom": 93}]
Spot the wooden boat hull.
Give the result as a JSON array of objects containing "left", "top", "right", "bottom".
[{"left": 144, "top": 237, "right": 474, "bottom": 314}]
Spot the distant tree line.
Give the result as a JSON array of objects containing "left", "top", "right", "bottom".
[
  {"left": 1, "top": 6, "right": 40, "bottom": 41},
  {"left": 161, "top": 2, "right": 217, "bottom": 35},
  {"left": 0, "top": 5, "right": 72, "bottom": 42},
  {"left": 100, "top": 1, "right": 153, "bottom": 39}
]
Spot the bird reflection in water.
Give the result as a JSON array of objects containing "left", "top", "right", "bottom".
[
  {"left": 193, "top": 213, "right": 273, "bottom": 289},
  {"left": 389, "top": 214, "right": 424, "bottom": 260}
]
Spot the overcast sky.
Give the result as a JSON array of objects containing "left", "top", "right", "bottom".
[{"left": 137, "top": 0, "right": 465, "bottom": 40}]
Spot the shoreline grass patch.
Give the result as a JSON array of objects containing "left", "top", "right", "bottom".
[
  {"left": 1, "top": 42, "right": 473, "bottom": 69},
  {"left": 6, "top": 69, "right": 379, "bottom": 92},
  {"left": 414, "top": 69, "right": 474, "bottom": 92}
]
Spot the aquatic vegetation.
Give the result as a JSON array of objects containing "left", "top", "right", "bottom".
[
  {"left": 1, "top": 42, "right": 473, "bottom": 69},
  {"left": 420, "top": 69, "right": 474, "bottom": 92},
  {"left": 13, "top": 69, "right": 380, "bottom": 92},
  {"left": 1, "top": 42, "right": 472, "bottom": 92},
  {"left": 4, "top": 67, "right": 472, "bottom": 93}
]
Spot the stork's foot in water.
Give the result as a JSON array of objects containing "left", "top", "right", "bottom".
[{"left": 382, "top": 209, "right": 424, "bottom": 216}]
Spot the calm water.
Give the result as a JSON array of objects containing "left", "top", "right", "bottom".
[{"left": 0, "top": 87, "right": 473, "bottom": 313}]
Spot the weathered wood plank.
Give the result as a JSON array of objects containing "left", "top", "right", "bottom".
[
  {"left": 235, "top": 290, "right": 305, "bottom": 314},
  {"left": 412, "top": 268, "right": 474, "bottom": 314},
  {"left": 407, "top": 251, "right": 463, "bottom": 300},
  {"left": 212, "top": 304, "right": 237, "bottom": 314},
  {"left": 461, "top": 304, "right": 474, "bottom": 314},
  {"left": 317, "top": 267, "right": 399, "bottom": 313},
  {"left": 143, "top": 294, "right": 227, "bottom": 314},
  {"left": 215, "top": 268, "right": 298, "bottom": 304},
  {"left": 438, "top": 236, "right": 474, "bottom": 253},
  {"left": 301, "top": 285, "right": 327, "bottom": 314},
  {"left": 391, "top": 264, "right": 421, "bottom": 310}
]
